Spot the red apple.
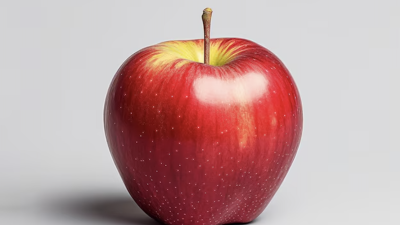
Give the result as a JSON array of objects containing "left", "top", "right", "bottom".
[{"left": 104, "top": 8, "right": 302, "bottom": 225}]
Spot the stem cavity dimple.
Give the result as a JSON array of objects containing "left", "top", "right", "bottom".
[{"left": 202, "top": 8, "right": 212, "bottom": 65}]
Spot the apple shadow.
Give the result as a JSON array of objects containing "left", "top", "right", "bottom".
[
  {"left": 46, "top": 192, "right": 160, "bottom": 225},
  {"left": 45, "top": 192, "right": 260, "bottom": 225}
]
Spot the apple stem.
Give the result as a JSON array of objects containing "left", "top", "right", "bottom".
[{"left": 202, "top": 8, "right": 212, "bottom": 65}]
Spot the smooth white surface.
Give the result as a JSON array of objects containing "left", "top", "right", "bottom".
[{"left": 1, "top": 0, "right": 399, "bottom": 224}]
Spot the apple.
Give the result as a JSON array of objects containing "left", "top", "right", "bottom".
[{"left": 104, "top": 8, "right": 302, "bottom": 225}]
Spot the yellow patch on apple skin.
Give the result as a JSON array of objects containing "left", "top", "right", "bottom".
[
  {"left": 210, "top": 40, "right": 242, "bottom": 66},
  {"left": 147, "top": 39, "right": 243, "bottom": 69},
  {"left": 237, "top": 105, "right": 256, "bottom": 149}
]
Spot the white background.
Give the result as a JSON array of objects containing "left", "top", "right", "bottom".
[{"left": 1, "top": 0, "right": 399, "bottom": 224}]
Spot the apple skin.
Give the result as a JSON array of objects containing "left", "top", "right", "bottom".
[{"left": 104, "top": 38, "right": 302, "bottom": 225}]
